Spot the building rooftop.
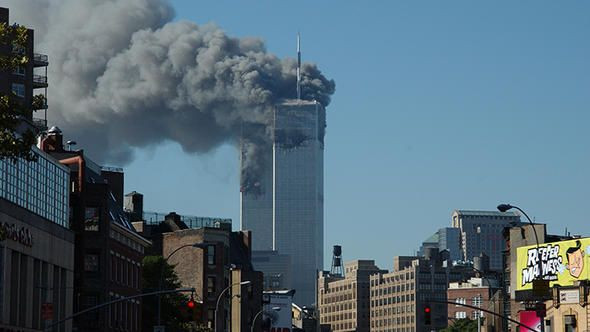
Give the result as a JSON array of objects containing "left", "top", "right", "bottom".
[{"left": 453, "top": 210, "right": 520, "bottom": 217}]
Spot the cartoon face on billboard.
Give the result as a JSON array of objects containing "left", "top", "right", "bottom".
[
  {"left": 566, "top": 240, "right": 584, "bottom": 278},
  {"left": 516, "top": 238, "right": 590, "bottom": 291}
]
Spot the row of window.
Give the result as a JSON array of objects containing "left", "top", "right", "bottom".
[
  {"left": 0, "top": 148, "right": 69, "bottom": 227},
  {"left": 371, "top": 316, "right": 415, "bottom": 328}
]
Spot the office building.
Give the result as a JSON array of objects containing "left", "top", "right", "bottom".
[
  {"left": 452, "top": 210, "right": 521, "bottom": 271},
  {"left": 0, "top": 7, "right": 48, "bottom": 130},
  {"left": 418, "top": 227, "right": 461, "bottom": 263},
  {"left": 0, "top": 146, "right": 75, "bottom": 331},
  {"left": 241, "top": 99, "right": 325, "bottom": 305},
  {"left": 41, "top": 128, "right": 151, "bottom": 332},
  {"left": 369, "top": 251, "right": 462, "bottom": 332},
  {"left": 251, "top": 250, "right": 292, "bottom": 291},
  {"left": 317, "top": 260, "right": 384, "bottom": 332}
]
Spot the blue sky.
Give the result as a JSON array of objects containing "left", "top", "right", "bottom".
[{"left": 124, "top": 1, "right": 590, "bottom": 269}]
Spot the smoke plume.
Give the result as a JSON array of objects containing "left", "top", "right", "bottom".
[{"left": 6, "top": 0, "right": 335, "bottom": 190}]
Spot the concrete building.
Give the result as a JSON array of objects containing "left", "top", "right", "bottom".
[
  {"left": 452, "top": 210, "right": 522, "bottom": 271},
  {"left": 418, "top": 227, "right": 461, "bottom": 263},
  {"left": 251, "top": 250, "right": 292, "bottom": 291},
  {"left": 369, "top": 251, "right": 462, "bottom": 332},
  {"left": 241, "top": 100, "right": 326, "bottom": 305},
  {"left": 42, "top": 128, "right": 151, "bottom": 332},
  {"left": 161, "top": 224, "right": 263, "bottom": 332},
  {"left": 0, "top": 146, "right": 75, "bottom": 331},
  {"left": 317, "top": 260, "right": 384, "bottom": 332},
  {"left": 0, "top": 7, "right": 48, "bottom": 130}
]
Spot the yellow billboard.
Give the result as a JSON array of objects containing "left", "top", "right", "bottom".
[{"left": 516, "top": 237, "right": 590, "bottom": 291}]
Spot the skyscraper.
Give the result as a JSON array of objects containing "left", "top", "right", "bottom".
[
  {"left": 451, "top": 210, "right": 522, "bottom": 270},
  {"left": 241, "top": 99, "right": 325, "bottom": 305}
]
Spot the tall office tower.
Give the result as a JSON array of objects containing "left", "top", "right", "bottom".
[
  {"left": 451, "top": 210, "right": 522, "bottom": 271},
  {"left": 241, "top": 99, "right": 325, "bottom": 305}
]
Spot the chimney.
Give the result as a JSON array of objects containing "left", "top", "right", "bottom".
[{"left": 165, "top": 212, "right": 182, "bottom": 224}]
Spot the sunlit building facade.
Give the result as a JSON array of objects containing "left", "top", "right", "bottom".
[{"left": 241, "top": 99, "right": 325, "bottom": 305}]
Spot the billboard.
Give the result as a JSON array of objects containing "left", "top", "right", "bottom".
[
  {"left": 516, "top": 237, "right": 590, "bottom": 291},
  {"left": 519, "top": 311, "right": 541, "bottom": 332}
]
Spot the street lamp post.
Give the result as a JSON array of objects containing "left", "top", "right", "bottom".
[
  {"left": 497, "top": 203, "right": 546, "bottom": 331},
  {"left": 215, "top": 280, "right": 251, "bottom": 332},
  {"left": 251, "top": 307, "right": 281, "bottom": 332},
  {"left": 157, "top": 243, "right": 208, "bottom": 327}
]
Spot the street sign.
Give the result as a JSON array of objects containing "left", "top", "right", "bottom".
[
  {"left": 41, "top": 303, "right": 53, "bottom": 320},
  {"left": 153, "top": 326, "right": 166, "bottom": 332},
  {"left": 559, "top": 289, "right": 579, "bottom": 304}
]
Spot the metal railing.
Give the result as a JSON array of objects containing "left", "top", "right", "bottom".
[
  {"left": 33, "top": 53, "right": 48, "bottom": 64},
  {"left": 33, "top": 74, "right": 48, "bottom": 85}
]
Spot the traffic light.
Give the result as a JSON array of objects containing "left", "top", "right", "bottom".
[
  {"left": 424, "top": 305, "right": 431, "bottom": 325},
  {"left": 187, "top": 298, "right": 196, "bottom": 309}
]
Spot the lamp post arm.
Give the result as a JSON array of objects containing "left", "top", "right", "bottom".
[
  {"left": 45, "top": 287, "right": 194, "bottom": 332},
  {"left": 251, "top": 309, "right": 264, "bottom": 332},
  {"left": 157, "top": 243, "right": 206, "bottom": 326},
  {"left": 512, "top": 205, "right": 540, "bottom": 249}
]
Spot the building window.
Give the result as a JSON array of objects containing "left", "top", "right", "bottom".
[
  {"left": 455, "top": 311, "right": 467, "bottom": 319},
  {"left": 84, "top": 207, "right": 100, "bottom": 231},
  {"left": 12, "top": 66, "right": 25, "bottom": 76},
  {"left": 207, "top": 245, "right": 216, "bottom": 265},
  {"left": 84, "top": 254, "right": 99, "bottom": 272},
  {"left": 11, "top": 83, "right": 25, "bottom": 97},
  {"left": 472, "top": 295, "right": 482, "bottom": 307},
  {"left": 207, "top": 276, "right": 216, "bottom": 297}
]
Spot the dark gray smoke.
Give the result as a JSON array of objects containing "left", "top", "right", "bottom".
[{"left": 6, "top": 0, "right": 335, "bottom": 189}]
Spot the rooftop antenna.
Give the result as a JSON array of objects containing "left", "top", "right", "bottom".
[{"left": 297, "top": 32, "right": 301, "bottom": 100}]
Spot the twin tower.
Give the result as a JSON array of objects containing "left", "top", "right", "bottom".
[{"left": 240, "top": 99, "right": 326, "bottom": 306}]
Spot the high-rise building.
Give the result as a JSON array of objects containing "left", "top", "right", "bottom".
[
  {"left": 418, "top": 227, "right": 461, "bottom": 263},
  {"left": 451, "top": 210, "right": 521, "bottom": 270},
  {"left": 0, "top": 7, "right": 48, "bottom": 130},
  {"left": 241, "top": 99, "right": 325, "bottom": 305},
  {"left": 317, "top": 260, "right": 385, "bottom": 332}
]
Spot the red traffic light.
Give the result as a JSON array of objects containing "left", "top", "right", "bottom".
[
  {"left": 187, "top": 300, "right": 196, "bottom": 308},
  {"left": 424, "top": 306, "right": 431, "bottom": 313}
]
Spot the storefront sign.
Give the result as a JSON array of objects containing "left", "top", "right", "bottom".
[
  {"left": 516, "top": 238, "right": 590, "bottom": 291},
  {"left": 0, "top": 222, "right": 33, "bottom": 247},
  {"left": 559, "top": 289, "right": 579, "bottom": 304}
]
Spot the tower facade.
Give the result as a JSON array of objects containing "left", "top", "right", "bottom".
[{"left": 241, "top": 99, "right": 325, "bottom": 305}]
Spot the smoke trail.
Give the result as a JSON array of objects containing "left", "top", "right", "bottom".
[{"left": 6, "top": 0, "right": 335, "bottom": 189}]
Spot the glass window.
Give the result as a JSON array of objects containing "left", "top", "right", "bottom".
[
  {"left": 84, "top": 207, "right": 100, "bottom": 231},
  {"left": 207, "top": 245, "right": 216, "bottom": 265},
  {"left": 12, "top": 66, "right": 25, "bottom": 76},
  {"left": 11, "top": 83, "right": 25, "bottom": 97},
  {"left": 84, "top": 254, "right": 99, "bottom": 272},
  {"left": 207, "top": 276, "right": 216, "bottom": 297}
]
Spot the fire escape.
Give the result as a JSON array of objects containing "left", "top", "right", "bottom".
[{"left": 32, "top": 52, "right": 48, "bottom": 131}]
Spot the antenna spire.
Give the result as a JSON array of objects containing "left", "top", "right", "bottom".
[{"left": 297, "top": 32, "right": 301, "bottom": 100}]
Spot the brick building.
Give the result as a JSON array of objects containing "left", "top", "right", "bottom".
[
  {"left": 317, "top": 260, "right": 384, "bottom": 332},
  {"left": 41, "top": 128, "right": 150, "bottom": 331},
  {"left": 447, "top": 277, "right": 495, "bottom": 328},
  {"left": 160, "top": 223, "right": 263, "bottom": 332}
]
